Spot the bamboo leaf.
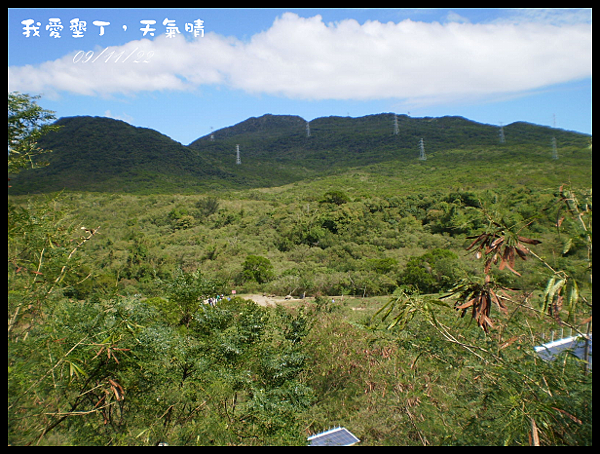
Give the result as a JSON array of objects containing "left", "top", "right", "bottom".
[
  {"left": 490, "top": 236, "right": 505, "bottom": 249},
  {"left": 466, "top": 234, "right": 486, "bottom": 251},
  {"left": 543, "top": 277, "right": 566, "bottom": 314},
  {"left": 514, "top": 244, "right": 528, "bottom": 260},
  {"left": 455, "top": 298, "right": 476, "bottom": 310},
  {"left": 548, "top": 278, "right": 566, "bottom": 302},
  {"left": 517, "top": 235, "right": 542, "bottom": 245},
  {"left": 503, "top": 260, "right": 522, "bottom": 277},
  {"left": 541, "top": 276, "right": 556, "bottom": 312},
  {"left": 551, "top": 407, "right": 583, "bottom": 425},
  {"left": 66, "top": 360, "right": 86, "bottom": 380},
  {"left": 542, "top": 276, "right": 556, "bottom": 297},
  {"left": 567, "top": 279, "right": 579, "bottom": 316},
  {"left": 374, "top": 298, "right": 397, "bottom": 323},
  {"left": 562, "top": 237, "right": 573, "bottom": 255}
]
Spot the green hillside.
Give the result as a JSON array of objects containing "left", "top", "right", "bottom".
[
  {"left": 192, "top": 113, "right": 590, "bottom": 195},
  {"left": 10, "top": 116, "right": 234, "bottom": 194},
  {"left": 10, "top": 113, "right": 590, "bottom": 195},
  {"left": 190, "top": 113, "right": 588, "bottom": 166},
  {"left": 9, "top": 97, "right": 592, "bottom": 445}
]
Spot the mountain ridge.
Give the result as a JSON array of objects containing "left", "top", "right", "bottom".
[
  {"left": 11, "top": 116, "right": 235, "bottom": 193},
  {"left": 9, "top": 113, "right": 590, "bottom": 194}
]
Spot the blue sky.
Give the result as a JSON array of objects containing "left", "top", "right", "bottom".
[{"left": 9, "top": 8, "right": 591, "bottom": 145}]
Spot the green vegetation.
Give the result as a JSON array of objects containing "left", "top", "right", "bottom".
[
  {"left": 242, "top": 255, "right": 275, "bottom": 285},
  {"left": 400, "top": 248, "right": 463, "bottom": 293},
  {"left": 8, "top": 92, "right": 60, "bottom": 175},
  {"left": 8, "top": 94, "right": 592, "bottom": 445},
  {"left": 10, "top": 109, "right": 590, "bottom": 195}
]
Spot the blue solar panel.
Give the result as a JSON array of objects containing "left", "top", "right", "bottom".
[{"left": 308, "top": 427, "right": 360, "bottom": 446}]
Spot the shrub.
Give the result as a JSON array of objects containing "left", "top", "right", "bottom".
[
  {"left": 242, "top": 255, "right": 275, "bottom": 284},
  {"left": 195, "top": 196, "right": 220, "bottom": 218},
  {"left": 320, "top": 190, "right": 350, "bottom": 206},
  {"left": 400, "top": 248, "right": 463, "bottom": 293},
  {"left": 166, "top": 269, "right": 221, "bottom": 327}
]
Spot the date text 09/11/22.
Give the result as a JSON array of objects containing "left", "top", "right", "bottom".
[{"left": 73, "top": 47, "right": 154, "bottom": 64}]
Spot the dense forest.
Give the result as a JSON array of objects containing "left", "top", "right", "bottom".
[{"left": 8, "top": 93, "right": 592, "bottom": 445}]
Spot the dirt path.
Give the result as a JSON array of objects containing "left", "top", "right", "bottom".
[{"left": 238, "top": 294, "right": 302, "bottom": 307}]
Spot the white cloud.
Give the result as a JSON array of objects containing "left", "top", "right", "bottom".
[
  {"left": 9, "top": 37, "right": 191, "bottom": 98},
  {"left": 495, "top": 8, "right": 592, "bottom": 26},
  {"left": 445, "top": 11, "right": 471, "bottom": 24},
  {"left": 8, "top": 12, "right": 591, "bottom": 105}
]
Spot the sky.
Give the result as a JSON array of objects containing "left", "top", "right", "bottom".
[{"left": 8, "top": 8, "right": 592, "bottom": 145}]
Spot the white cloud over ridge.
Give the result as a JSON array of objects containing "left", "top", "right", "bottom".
[{"left": 9, "top": 12, "right": 591, "bottom": 105}]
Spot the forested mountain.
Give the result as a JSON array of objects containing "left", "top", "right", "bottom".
[
  {"left": 10, "top": 116, "right": 235, "bottom": 194},
  {"left": 190, "top": 113, "right": 588, "bottom": 163},
  {"left": 10, "top": 113, "right": 590, "bottom": 194}
]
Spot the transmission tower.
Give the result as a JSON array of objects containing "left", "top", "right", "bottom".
[
  {"left": 499, "top": 122, "right": 505, "bottom": 144},
  {"left": 236, "top": 144, "right": 241, "bottom": 165},
  {"left": 210, "top": 127, "right": 215, "bottom": 142},
  {"left": 306, "top": 121, "right": 311, "bottom": 138},
  {"left": 393, "top": 114, "right": 399, "bottom": 135},
  {"left": 418, "top": 138, "right": 426, "bottom": 161}
]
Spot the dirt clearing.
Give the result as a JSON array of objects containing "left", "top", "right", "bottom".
[{"left": 238, "top": 294, "right": 305, "bottom": 307}]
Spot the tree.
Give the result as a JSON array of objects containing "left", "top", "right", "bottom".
[
  {"left": 8, "top": 94, "right": 109, "bottom": 445},
  {"left": 8, "top": 92, "right": 60, "bottom": 176},
  {"left": 400, "top": 248, "right": 462, "bottom": 293},
  {"left": 242, "top": 255, "right": 275, "bottom": 284},
  {"left": 166, "top": 269, "right": 221, "bottom": 328},
  {"left": 8, "top": 94, "right": 95, "bottom": 335},
  {"left": 196, "top": 196, "right": 220, "bottom": 218},
  {"left": 374, "top": 186, "right": 592, "bottom": 445},
  {"left": 320, "top": 190, "right": 350, "bottom": 206}
]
